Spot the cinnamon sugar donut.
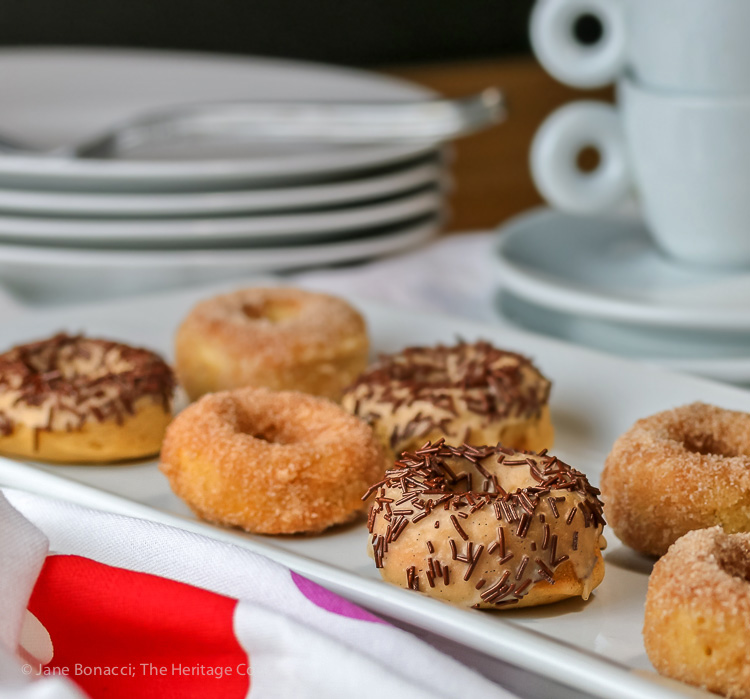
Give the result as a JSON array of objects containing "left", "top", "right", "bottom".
[
  {"left": 175, "top": 287, "right": 369, "bottom": 401},
  {"left": 160, "top": 386, "right": 386, "bottom": 534},
  {"left": 365, "top": 441, "right": 606, "bottom": 609},
  {"left": 0, "top": 333, "right": 174, "bottom": 463},
  {"left": 342, "top": 341, "right": 553, "bottom": 458},
  {"left": 644, "top": 527, "right": 750, "bottom": 698},
  {"left": 601, "top": 403, "right": 750, "bottom": 557}
]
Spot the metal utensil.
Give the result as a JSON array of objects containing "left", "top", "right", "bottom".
[{"left": 0, "top": 88, "right": 505, "bottom": 159}]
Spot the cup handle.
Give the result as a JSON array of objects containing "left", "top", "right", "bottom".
[
  {"left": 530, "top": 0, "right": 626, "bottom": 88},
  {"left": 530, "top": 100, "right": 630, "bottom": 214}
]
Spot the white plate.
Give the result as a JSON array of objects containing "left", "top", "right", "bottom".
[
  {"left": 0, "top": 280, "right": 741, "bottom": 699},
  {"left": 0, "top": 48, "right": 435, "bottom": 191},
  {"left": 0, "top": 162, "right": 444, "bottom": 218},
  {"left": 496, "top": 290, "right": 750, "bottom": 384},
  {"left": 494, "top": 208, "right": 750, "bottom": 331},
  {"left": 0, "top": 218, "right": 440, "bottom": 304},
  {"left": 0, "top": 189, "right": 441, "bottom": 246}
]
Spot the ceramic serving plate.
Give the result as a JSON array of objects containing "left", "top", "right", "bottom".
[
  {"left": 494, "top": 207, "right": 750, "bottom": 331},
  {"left": 495, "top": 290, "right": 750, "bottom": 385},
  {"left": 0, "top": 189, "right": 441, "bottom": 246},
  {"left": 0, "top": 280, "right": 736, "bottom": 699},
  {"left": 0, "top": 48, "right": 434, "bottom": 190},
  {"left": 0, "top": 218, "right": 440, "bottom": 304},
  {"left": 0, "top": 162, "right": 445, "bottom": 218}
]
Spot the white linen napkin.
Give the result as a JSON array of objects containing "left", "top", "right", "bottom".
[{"left": 0, "top": 488, "right": 516, "bottom": 699}]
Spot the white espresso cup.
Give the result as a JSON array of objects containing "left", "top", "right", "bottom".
[
  {"left": 531, "top": 78, "right": 750, "bottom": 267},
  {"left": 531, "top": 0, "right": 750, "bottom": 92}
]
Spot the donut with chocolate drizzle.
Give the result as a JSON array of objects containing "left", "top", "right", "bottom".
[
  {"left": 342, "top": 340, "right": 554, "bottom": 458},
  {"left": 365, "top": 440, "right": 606, "bottom": 609},
  {"left": 0, "top": 333, "right": 174, "bottom": 463}
]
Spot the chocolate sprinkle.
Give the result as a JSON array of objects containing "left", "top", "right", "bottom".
[
  {"left": 343, "top": 340, "right": 551, "bottom": 453},
  {"left": 450, "top": 514, "right": 469, "bottom": 541},
  {"left": 0, "top": 333, "right": 174, "bottom": 437},
  {"left": 365, "top": 440, "right": 605, "bottom": 610}
]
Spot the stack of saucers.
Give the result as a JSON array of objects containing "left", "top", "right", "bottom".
[
  {"left": 0, "top": 48, "right": 448, "bottom": 304},
  {"left": 493, "top": 208, "right": 750, "bottom": 385}
]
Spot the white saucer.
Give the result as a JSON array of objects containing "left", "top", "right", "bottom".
[
  {"left": 0, "top": 189, "right": 442, "bottom": 246},
  {"left": 494, "top": 207, "right": 750, "bottom": 331},
  {"left": 0, "top": 218, "right": 439, "bottom": 304},
  {"left": 496, "top": 290, "right": 750, "bottom": 384},
  {"left": 0, "top": 48, "right": 435, "bottom": 191},
  {"left": 0, "top": 162, "right": 445, "bottom": 218}
]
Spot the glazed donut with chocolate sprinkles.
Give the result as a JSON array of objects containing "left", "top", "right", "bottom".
[
  {"left": 342, "top": 340, "right": 554, "bottom": 458},
  {"left": 601, "top": 402, "right": 750, "bottom": 557},
  {"left": 175, "top": 287, "right": 369, "bottom": 402},
  {"left": 365, "top": 440, "right": 606, "bottom": 609},
  {"left": 644, "top": 527, "right": 750, "bottom": 698},
  {"left": 160, "top": 386, "right": 386, "bottom": 534},
  {"left": 0, "top": 333, "right": 175, "bottom": 463}
]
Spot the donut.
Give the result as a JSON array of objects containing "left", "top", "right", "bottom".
[
  {"left": 365, "top": 440, "right": 606, "bottom": 609},
  {"left": 175, "top": 287, "right": 369, "bottom": 401},
  {"left": 160, "top": 385, "right": 386, "bottom": 534},
  {"left": 644, "top": 527, "right": 750, "bottom": 698},
  {"left": 0, "top": 333, "right": 174, "bottom": 463},
  {"left": 342, "top": 340, "right": 553, "bottom": 459},
  {"left": 600, "top": 402, "right": 750, "bottom": 557}
]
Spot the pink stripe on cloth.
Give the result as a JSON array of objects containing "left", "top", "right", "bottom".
[{"left": 291, "top": 572, "right": 387, "bottom": 624}]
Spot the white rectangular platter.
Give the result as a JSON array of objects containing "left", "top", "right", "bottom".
[{"left": 0, "top": 280, "right": 741, "bottom": 699}]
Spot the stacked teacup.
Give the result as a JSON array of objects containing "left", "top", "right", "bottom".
[{"left": 529, "top": 0, "right": 750, "bottom": 267}]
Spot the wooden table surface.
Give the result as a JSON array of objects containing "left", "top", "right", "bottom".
[{"left": 386, "top": 56, "right": 612, "bottom": 234}]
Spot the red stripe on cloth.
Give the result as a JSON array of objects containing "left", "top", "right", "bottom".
[{"left": 28, "top": 555, "right": 250, "bottom": 699}]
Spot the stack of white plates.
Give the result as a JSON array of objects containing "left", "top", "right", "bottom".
[
  {"left": 493, "top": 207, "right": 750, "bottom": 384},
  {"left": 0, "top": 48, "right": 447, "bottom": 303}
]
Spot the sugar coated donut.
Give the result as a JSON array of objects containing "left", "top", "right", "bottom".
[
  {"left": 365, "top": 440, "right": 606, "bottom": 608},
  {"left": 175, "top": 287, "right": 369, "bottom": 401},
  {"left": 342, "top": 340, "right": 553, "bottom": 458},
  {"left": 0, "top": 333, "right": 174, "bottom": 463},
  {"left": 160, "top": 386, "right": 386, "bottom": 534},
  {"left": 644, "top": 527, "right": 750, "bottom": 698},
  {"left": 601, "top": 402, "right": 750, "bottom": 557}
]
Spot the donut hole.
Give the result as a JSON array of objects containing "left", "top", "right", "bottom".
[
  {"left": 248, "top": 426, "right": 285, "bottom": 444},
  {"left": 241, "top": 299, "right": 301, "bottom": 323},
  {"left": 445, "top": 462, "right": 532, "bottom": 496},
  {"left": 680, "top": 431, "right": 743, "bottom": 459},
  {"left": 232, "top": 409, "right": 292, "bottom": 445},
  {"left": 715, "top": 539, "right": 750, "bottom": 584}
]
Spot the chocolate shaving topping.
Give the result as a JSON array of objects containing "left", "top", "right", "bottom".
[
  {"left": 0, "top": 333, "right": 174, "bottom": 435},
  {"left": 515, "top": 555, "right": 530, "bottom": 580},
  {"left": 535, "top": 559, "right": 556, "bottom": 584},
  {"left": 344, "top": 340, "right": 551, "bottom": 451},
  {"left": 547, "top": 497, "right": 560, "bottom": 519},
  {"left": 365, "top": 440, "right": 605, "bottom": 608}
]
